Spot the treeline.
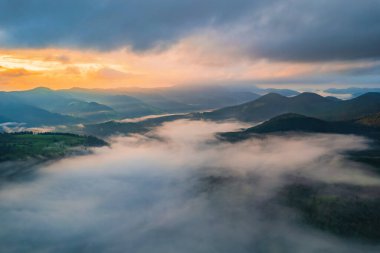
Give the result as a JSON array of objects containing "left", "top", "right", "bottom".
[
  {"left": 0, "top": 131, "right": 80, "bottom": 136},
  {"left": 0, "top": 132, "right": 108, "bottom": 162}
]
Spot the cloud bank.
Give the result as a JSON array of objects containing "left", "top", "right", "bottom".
[
  {"left": 0, "top": 120, "right": 380, "bottom": 252},
  {"left": 1, "top": 0, "right": 380, "bottom": 62}
]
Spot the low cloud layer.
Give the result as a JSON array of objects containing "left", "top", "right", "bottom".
[
  {"left": 0, "top": 122, "right": 55, "bottom": 133},
  {"left": 0, "top": 120, "right": 380, "bottom": 252}
]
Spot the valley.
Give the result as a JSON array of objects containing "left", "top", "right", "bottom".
[{"left": 1, "top": 87, "right": 380, "bottom": 251}]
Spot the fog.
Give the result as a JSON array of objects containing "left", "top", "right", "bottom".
[
  {"left": 117, "top": 113, "right": 187, "bottom": 123},
  {"left": 0, "top": 120, "right": 380, "bottom": 253},
  {"left": 0, "top": 122, "right": 55, "bottom": 133}
]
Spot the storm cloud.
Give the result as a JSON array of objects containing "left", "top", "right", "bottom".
[
  {"left": 0, "top": 120, "right": 380, "bottom": 252},
  {"left": 0, "top": 0, "right": 380, "bottom": 61}
]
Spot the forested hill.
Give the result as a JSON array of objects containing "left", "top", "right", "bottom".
[{"left": 0, "top": 132, "right": 107, "bottom": 162}]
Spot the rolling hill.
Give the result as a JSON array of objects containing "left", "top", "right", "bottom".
[
  {"left": 10, "top": 87, "right": 118, "bottom": 122},
  {"left": 62, "top": 86, "right": 261, "bottom": 115},
  {"left": 218, "top": 113, "right": 380, "bottom": 142},
  {"left": 0, "top": 132, "right": 107, "bottom": 162},
  {"left": 0, "top": 93, "right": 80, "bottom": 126},
  {"left": 198, "top": 92, "right": 380, "bottom": 122}
]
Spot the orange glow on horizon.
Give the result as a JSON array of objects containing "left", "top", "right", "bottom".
[{"left": 0, "top": 46, "right": 373, "bottom": 91}]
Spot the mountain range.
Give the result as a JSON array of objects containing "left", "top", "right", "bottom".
[
  {"left": 0, "top": 92, "right": 80, "bottom": 126},
  {"left": 78, "top": 92, "right": 380, "bottom": 138},
  {"left": 2, "top": 85, "right": 380, "bottom": 140},
  {"left": 197, "top": 92, "right": 380, "bottom": 122},
  {"left": 0, "top": 86, "right": 261, "bottom": 126}
]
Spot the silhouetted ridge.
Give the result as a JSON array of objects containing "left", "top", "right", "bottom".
[
  {"left": 203, "top": 92, "right": 380, "bottom": 123},
  {"left": 254, "top": 92, "right": 287, "bottom": 102},
  {"left": 247, "top": 113, "right": 330, "bottom": 133},
  {"left": 29, "top": 87, "right": 52, "bottom": 91},
  {"left": 351, "top": 92, "right": 380, "bottom": 101},
  {"left": 267, "top": 113, "right": 309, "bottom": 120},
  {"left": 291, "top": 92, "right": 328, "bottom": 103},
  {"left": 219, "top": 112, "right": 380, "bottom": 142}
]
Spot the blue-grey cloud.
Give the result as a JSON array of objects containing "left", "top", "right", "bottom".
[
  {"left": 0, "top": 0, "right": 379, "bottom": 62},
  {"left": 340, "top": 63, "right": 380, "bottom": 76},
  {"left": 248, "top": 0, "right": 380, "bottom": 62},
  {"left": 0, "top": 0, "right": 262, "bottom": 49}
]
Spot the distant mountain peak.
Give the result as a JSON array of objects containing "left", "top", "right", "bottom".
[
  {"left": 291, "top": 92, "right": 328, "bottom": 103},
  {"left": 296, "top": 92, "right": 324, "bottom": 98},
  {"left": 27, "top": 87, "right": 54, "bottom": 93},
  {"left": 301, "top": 92, "right": 319, "bottom": 95},
  {"left": 256, "top": 92, "right": 286, "bottom": 102}
]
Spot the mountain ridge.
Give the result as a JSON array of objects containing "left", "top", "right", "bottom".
[
  {"left": 199, "top": 92, "right": 380, "bottom": 123},
  {"left": 218, "top": 112, "right": 380, "bottom": 142}
]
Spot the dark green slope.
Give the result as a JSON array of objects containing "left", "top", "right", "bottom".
[
  {"left": 200, "top": 92, "right": 380, "bottom": 123},
  {"left": 331, "top": 93, "right": 380, "bottom": 120},
  {"left": 282, "top": 181, "right": 380, "bottom": 242},
  {"left": 219, "top": 113, "right": 380, "bottom": 142},
  {"left": 356, "top": 112, "right": 380, "bottom": 127},
  {"left": 0, "top": 132, "right": 107, "bottom": 162},
  {"left": 0, "top": 132, "right": 108, "bottom": 182}
]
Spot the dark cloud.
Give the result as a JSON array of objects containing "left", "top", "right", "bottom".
[
  {"left": 0, "top": 0, "right": 261, "bottom": 49},
  {"left": 248, "top": 0, "right": 380, "bottom": 62},
  {"left": 0, "top": 0, "right": 379, "bottom": 61}
]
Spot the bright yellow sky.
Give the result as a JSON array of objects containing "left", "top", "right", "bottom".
[{"left": 0, "top": 44, "right": 373, "bottom": 91}]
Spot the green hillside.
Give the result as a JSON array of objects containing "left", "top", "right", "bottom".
[
  {"left": 282, "top": 181, "right": 380, "bottom": 242},
  {"left": 0, "top": 132, "right": 107, "bottom": 162},
  {"left": 219, "top": 113, "right": 380, "bottom": 142},
  {"left": 356, "top": 112, "right": 380, "bottom": 127}
]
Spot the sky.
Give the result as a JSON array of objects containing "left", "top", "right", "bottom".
[{"left": 0, "top": 0, "right": 379, "bottom": 91}]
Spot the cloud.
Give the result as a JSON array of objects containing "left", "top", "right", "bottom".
[
  {"left": 0, "top": 0, "right": 379, "bottom": 62},
  {"left": 243, "top": 0, "right": 380, "bottom": 62},
  {"left": 339, "top": 62, "right": 380, "bottom": 76},
  {"left": 43, "top": 54, "right": 71, "bottom": 64},
  {"left": 0, "top": 120, "right": 380, "bottom": 252},
  {"left": 118, "top": 113, "right": 188, "bottom": 123},
  {"left": 0, "top": 66, "right": 38, "bottom": 78},
  {"left": 0, "top": 0, "right": 260, "bottom": 50},
  {"left": 0, "top": 122, "right": 55, "bottom": 133},
  {"left": 91, "top": 67, "right": 133, "bottom": 80}
]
